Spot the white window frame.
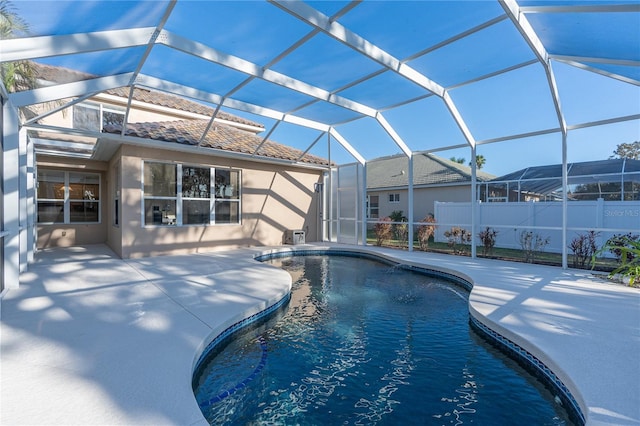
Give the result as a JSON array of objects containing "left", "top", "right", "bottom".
[
  {"left": 73, "top": 101, "right": 125, "bottom": 132},
  {"left": 388, "top": 193, "right": 400, "bottom": 203}
]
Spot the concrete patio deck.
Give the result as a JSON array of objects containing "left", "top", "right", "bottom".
[{"left": 1, "top": 243, "right": 638, "bottom": 425}]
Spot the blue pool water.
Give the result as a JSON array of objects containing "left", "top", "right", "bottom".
[{"left": 193, "top": 255, "right": 574, "bottom": 425}]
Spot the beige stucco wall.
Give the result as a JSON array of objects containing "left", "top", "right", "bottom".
[
  {"left": 369, "top": 185, "right": 472, "bottom": 221},
  {"left": 36, "top": 157, "right": 109, "bottom": 248},
  {"left": 107, "top": 152, "right": 123, "bottom": 258},
  {"left": 37, "top": 146, "right": 323, "bottom": 258},
  {"left": 117, "top": 145, "right": 322, "bottom": 259}
]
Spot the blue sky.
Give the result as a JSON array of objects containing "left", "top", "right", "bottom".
[{"left": 12, "top": 0, "right": 640, "bottom": 177}]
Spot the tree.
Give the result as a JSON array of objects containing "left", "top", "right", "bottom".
[
  {"left": 1, "top": 0, "right": 37, "bottom": 93},
  {"left": 610, "top": 141, "right": 640, "bottom": 160},
  {"left": 470, "top": 154, "right": 486, "bottom": 169},
  {"left": 449, "top": 156, "right": 465, "bottom": 164}
]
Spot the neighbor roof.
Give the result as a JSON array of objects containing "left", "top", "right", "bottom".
[{"left": 367, "top": 153, "right": 495, "bottom": 189}]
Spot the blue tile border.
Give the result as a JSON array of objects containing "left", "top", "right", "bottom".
[
  {"left": 192, "top": 291, "right": 291, "bottom": 378},
  {"left": 469, "top": 315, "right": 585, "bottom": 425},
  {"left": 193, "top": 247, "right": 585, "bottom": 425}
]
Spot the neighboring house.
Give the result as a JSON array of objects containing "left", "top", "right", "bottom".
[
  {"left": 366, "top": 153, "right": 495, "bottom": 221},
  {"left": 29, "top": 64, "right": 329, "bottom": 258}
]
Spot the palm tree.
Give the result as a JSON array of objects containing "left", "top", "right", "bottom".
[
  {"left": 1, "top": 0, "right": 37, "bottom": 93},
  {"left": 449, "top": 156, "right": 465, "bottom": 164},
  {"left": 473, "top": 154, "right": 486, "bottom": 170}
]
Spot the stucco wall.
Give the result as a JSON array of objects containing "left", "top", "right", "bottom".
[
  {"left": 106, "top": 152, "right": 123, "bottom": 258},
  {"left": 118, "top": 145, "right": 322, "bottom": 258}
]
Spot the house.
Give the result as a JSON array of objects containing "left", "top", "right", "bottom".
[
  {"left": 366, "top": 153, "right": 495, "bottom": 221},
  {"left": 29, "top": 64, "right": 329, "bottom": 258}
]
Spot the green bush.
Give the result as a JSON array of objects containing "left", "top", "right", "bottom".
[
  {"left": 605, "top": 233, "right": 639, "bottom": 263},
  {"left": 594, "top": 234, "right": 640, "bottom": 286}
]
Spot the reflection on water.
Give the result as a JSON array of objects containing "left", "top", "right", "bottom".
[{"left": 193, "top": 255, "right": 573, "bottom": 425}]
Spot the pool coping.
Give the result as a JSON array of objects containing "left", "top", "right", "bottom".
[{"left": 2, "top": 243, "right": 638, "bottom": 425}]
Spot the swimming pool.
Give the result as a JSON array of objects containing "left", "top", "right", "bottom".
[{"left": 193, "top": 254, "right": 575, "bottom": 425}]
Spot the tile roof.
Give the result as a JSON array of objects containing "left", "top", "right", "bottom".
[
  {"left": 103, "top": 120, "right": 330, "bottom": 166},
  {"left": 366, "top": 153, "right": 495, "bottom": 189},
  {"left": 32, "top": 63, "right": 264, "bottom": 130}
]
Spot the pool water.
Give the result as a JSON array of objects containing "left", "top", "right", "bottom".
[{"left": 193, "top": 255, "right": 574, "bottom": 425}]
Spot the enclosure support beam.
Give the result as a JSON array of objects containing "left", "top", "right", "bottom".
[
  {"left": 408, "top": 155, "right": 414, "bottom": 252},
  {"left": 18, "top": 127, "right": 28, "bottom": 271},
  {"left": 2, "top": 100, "right": 21, "bottom": 290},
  {"left": 470, "top": 146, "right": 477, "bottom": 259},
  {"left": 26, "top": 128, "right": 35, "bottom": 264},
  {"left": 562, "top": 133, "right": 568, "bottom": 269},
  {"left": 361, "top": 164, "right": 368, "bottom": 247},
  {"left": 501, "top": 0, "right": 570, "bottom": 269}
]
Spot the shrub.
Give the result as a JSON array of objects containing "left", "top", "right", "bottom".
[
  {"left": 569, "top": 231, "right": 599, "bottom": 269},
  {"left": 389, "top": 210, "right": 407, "bottom": 245},
  {"left": 396, "top": 223, "right": 408, "bottom": 246},
  {"left": 444, "top": 226, "right": 471, "bottom": 255},
  {"left": 373, "top": 217, "right": 392, "bottom": 246},
  {"left": 478, "top": 227, "right": 498, "bottom": 256},
  {"left": 417, "top": 214, "right": 436, "bottom": 251},
  {"left": 604, "top": 233, "right": 639, "bottom": 263},
  {"left": 519, "top": 231, "right": 550, "bottom": 263},
  {"left": 593, "top": 238, "right": 640, "bottom": 287}
]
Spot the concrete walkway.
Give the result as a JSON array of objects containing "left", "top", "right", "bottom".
[{"left": 1, "top": 244, "right": 638, "bottom": 425}]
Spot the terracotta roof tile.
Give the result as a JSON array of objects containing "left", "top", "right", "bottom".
[{"left": 103, "top": 120, "right": 330, "bottom": 166}]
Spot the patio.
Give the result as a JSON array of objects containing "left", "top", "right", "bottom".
[{"left": 1, "top": 244, "right": 638, "bottom": 425}]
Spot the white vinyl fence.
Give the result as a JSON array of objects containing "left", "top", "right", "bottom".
[{"left": 434, "top": 199, "right": 640, "bottom": 254}]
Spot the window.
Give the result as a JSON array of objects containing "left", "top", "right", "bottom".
[
  {"left": 388, "top": 193, "right": 400, "bottom": 203},
  {"left": 214, "top": 169, "right": 240, "bottom": 224},
  {"left": 144, "top": 162, "right": 177, "bottom": 226},
  {"left": 182, "top": 166, "right": 211, "bottom": 225},
  {"left": 367, "top": 195, "right": 379, "bottom": 219},
  {"left": 37, "top": 171, "right": 100, "bottom": 223},
  {"left": 73, "top": 102, "right": 125, "bottom": 132},
  {"left": 143, "top": 161, "right": 241, "bottom": 226}
]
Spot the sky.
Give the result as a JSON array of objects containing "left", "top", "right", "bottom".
[{"left": 10, "top": 0, "right": 640, "bottom": 177}]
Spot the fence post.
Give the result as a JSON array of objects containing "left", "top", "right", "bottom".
[{"left": 596, "top": 198, "right": 604, "bottom": 229}]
